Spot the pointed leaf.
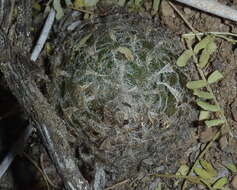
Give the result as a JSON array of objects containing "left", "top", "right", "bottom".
[
  {"left": 196, "top": 101, "right": 220, "bottom": 112},
  {"left": 194, "top": 35, "right": 213, "bottom": 54},
  {"left": 200, "top": 160, "right": 218, "bottom": 177},
  {"left": 199, "top": 111, "right": 210, "bottom": 121},
  {"left": 205, "top": 119, "right": 225, "bottom": 127},
  {"left": 213, "top": 177, "right": 228, "bottom": 189},
  {"left": 208, "top": 70, "right": 224, "bottom": 84},
  {"left": 186, "top": 80, "right": 207, "bottom": 89},
  {"left": 176, "top": 49, "right": 193, "bottom": 67},
  {"left": 117, "top": 47, "right": 134, "bottom": 61},
  {"left": 193, "top": 90, "right": 214, "bottom": 99},
  {"left": 194, "top": 167, "right": 214, "bottom": 179}
]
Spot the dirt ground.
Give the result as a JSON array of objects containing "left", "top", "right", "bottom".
[{"left": 0, "top": 0, "right": 237, "bottom": 190}]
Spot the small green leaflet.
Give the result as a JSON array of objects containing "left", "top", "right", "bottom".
[
  {"left": 199, "top": 160, "right": 218, "bottom": 177},
  {"left": 193, "top": 90, "right": 214, "bottom": 99},
  {"left": 196, "top": 101, "right": 220, "bottom": 112},
  {"left": 199, "top": 41, "right": 216, "bottom": 68},
  {"left": 212, "top": 177, "right": 228, "bottom": 189},
  {"left": 53, "top": 0, "right": 64, "bottom": 20},
  {"left": 205, "top": 119, "right": 225, "bottom": 127},
  {"left": 153, "top": 0, "right": 161, "bottom": 12},
  {"left": 186, "top": 80, "right": 207, "bottom": 89},
  {"left": 193, "top": 35, "right": 213, "bottom": 54},
  {"left": 117, "top": 47, "right": 134, "bottom": 61},
  {"left": 198, "top": 41, "right": 217, "bottom": 69},
  {"left": 199, "top": 111, "right": 210, "bottom": 120},
  {"left": 176, "top": 49, "right": 193, "bottom": 67},
  {"left": 225, "top": 163, "right": 237, "bottom": 173},
  {"left": 207, "top": 70, "right": 224, "bottom": 84},
  {"left": 194, "top": 167, "right": 214, "bottom": 179},
  {"left": 176, "top": 164, "right": 189, "bottom": 176}
]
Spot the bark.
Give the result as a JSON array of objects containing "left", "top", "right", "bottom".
[{"left": 0, "top": 0, "right": 91, "bottom": 189}]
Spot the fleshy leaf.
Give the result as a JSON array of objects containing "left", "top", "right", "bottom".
[
  {"left": 194, "top": 167, "right": 214, "bottom": 179},
  {"left": 200, "top": 160, "right": 218, "bottom": 177},
  {"left": 196, "top": 101, "right": 220, "bottom": 112},
  {"left": 199, "top": 111, "right": 210, "bottom": 121},
  {"left": 117, "top": 47, "right": 134, "bottom": 61},
  {"left": 207, "top": 70, "right": 224, "bottom": 84},
  {"left": 213, "top": 177, "right": 228, "bottom": 189},
  {"left": 176, "top": 49, "right": 193, "bottom": 67},
  {"left": 186, "top": 80, "right": 207, "bottom": 89},
  {"left": 193, "top": 90, "right": 214, "bottom": 99},
  {"left": 194, "top": 35, "right": 213, "bottom": 54},
  {"left": 205, "top": 119, "right": 225, "bottom": 127}
]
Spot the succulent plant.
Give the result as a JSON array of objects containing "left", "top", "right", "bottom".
[{"left": 47, "top": 11, "right": 195, "bottom": 187}]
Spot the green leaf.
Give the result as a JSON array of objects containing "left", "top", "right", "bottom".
[
  {"left": 200, "top": 160, "right": 218, "bottom": 177},
  {"left": 213, "top": 177, "right": 228, "bottom": 189},
  {"left": 207, "top": 71, "right": 224, "bottom": 84},
  {"left": 176, "top": 49, "right": 193, "bottom": 67},
  {"left": 117, "top": 47, "right": 134, "bottom": 61},
  {"left": 193, "top": 90, "right": 214, "bottom": 99},
  {"left": 186, "top": 80, "right": 207, "bottom": 89},
  {"left": 196, "top": 101, "right": 220, "bottom": 112},
  {"left": 194, "top": 167, "right": 214, "bottom": 179},
  {"left": 199, "top": 111, "right": 210, "bottom": 121},
  {"left": 197, "top": 39, "right": 216, "bottom": 68},
  {"left": 53, "top": 0, "right": 64, "bottom": 20},
  {"left": 194, "top": 35, "right": 213, "bottom": 54},
  {"left": 153, "top": 0, "right": 161, "bottom": 12},
  {"left": 205, "top": 119, "right": 225, "bottom": 127},
  {"left": 225, "top": 163, "right": 237, "bottom": 173},
  {"left": 198, "top": 48, "right": 211, "bottom": 69},
  {"left": 176, "top": 164, "right": 190, "bottom": 176}
]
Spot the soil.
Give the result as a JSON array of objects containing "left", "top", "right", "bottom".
[{"left": 0, "top": 1, "right": 237, "bottom": 190}]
